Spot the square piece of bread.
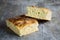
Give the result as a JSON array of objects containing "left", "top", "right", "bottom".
[
  {"left": 25, "top": 6, "right": 52, "bottom": 20},
  {"left": 6, "top": 15, "right": 39, "bottom": 36}
]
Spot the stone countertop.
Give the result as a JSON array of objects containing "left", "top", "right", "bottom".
[{"left": 0, "top": 0, "right": 60, "bottom": 40}]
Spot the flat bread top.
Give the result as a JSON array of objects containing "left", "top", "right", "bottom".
[{"left": 8, "top": 15, "right": 38, "bottom": 27}]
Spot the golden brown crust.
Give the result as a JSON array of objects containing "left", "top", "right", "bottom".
[{"left": 7, "top": 15, "right": 37, "bottom": 27}]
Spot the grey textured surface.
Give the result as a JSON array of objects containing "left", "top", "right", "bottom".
[{"left": 0, "top": 0, "right": 60, "bottom": 40}]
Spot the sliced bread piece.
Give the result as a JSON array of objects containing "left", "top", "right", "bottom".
[
  {"left": 6, "top": 15, "right": 39, "bottom": 36},
  {"left": 25, "top": 6, "right": 52, "bottom": 20}
]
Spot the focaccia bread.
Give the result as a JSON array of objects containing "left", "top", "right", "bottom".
[
  {"left": 25, "top": 6, "right": 52, "bottom": 20},
  {"left": 6, "top": 15, "right": 39, "bottom": 36}
]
